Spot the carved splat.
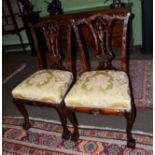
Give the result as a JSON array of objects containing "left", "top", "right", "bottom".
[
  {"left": 91, "top": 16, "right": 114, "bottom": 70},
  {"left": 29, "top": 19, "right": 73, "bottom": 71},
  {"left": 72, "top": 13, "right": 131, "bottom": 71},
  {"left": 43, "top": 23, "right": 64, "bottom": 69}
]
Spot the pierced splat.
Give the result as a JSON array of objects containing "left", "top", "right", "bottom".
[
  {"left": 67, "top": 13, "right": 136, "bottom": 149},
  {"left": 72, "top": 13, "right": 130, "bottom": 72},
  {"left": 43, "top": 23, "right": 65, "bottom": 70},
  {"left": 92, "top": 17, "right": 115, "bottom": 70}
]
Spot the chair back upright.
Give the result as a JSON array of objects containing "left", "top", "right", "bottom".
[
  {"left": 71, "top": 13, "right": 131, "bottom": 73},
  {"left": 29, "top": 19, "right": 73, "bottom": 72}
]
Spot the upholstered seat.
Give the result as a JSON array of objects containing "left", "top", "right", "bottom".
[
  {"left": 12, "top": 69, "right": 73, "bottom": 104},
  {"left": 64, "top": 13, "right": 136, "bottom": 148},
  {"left": 65, "top": 70, "right": 131, "bottom": 111},
  {"left": 11, "top": 19, "right": 74, "bottom": 140}
]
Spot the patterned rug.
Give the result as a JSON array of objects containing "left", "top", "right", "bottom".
[
  {"left": 128, "top": 60, "right": 152, "bottom": 109},
  {"left": 72, "top": 60, "right": 153, "bottom": 109},
  {"left": 3, "top": 117, "right": 153, "bottom": 155}
]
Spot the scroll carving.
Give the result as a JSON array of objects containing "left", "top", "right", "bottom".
[
  {"left": 92, "top": 17, "right": 114, "bottom": 70},
  {"left": 72, "top": 13, "right": 130, "bottom": 71},
  {"left": 43, "top": 23, "right": 64, "bottom": 69}
]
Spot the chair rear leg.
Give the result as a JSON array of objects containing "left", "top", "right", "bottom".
[
  {"left": 56, "top": 107, "right": 71, "bottom": 140},
  {"left": 125, "top": 110, "right": 136, "bottom": 148},
  {"left": 66, "top": 109, "right": 79, "bottom": 141},
  {"left": 14, "top": 101, "right": 31, "bottom": 130}
]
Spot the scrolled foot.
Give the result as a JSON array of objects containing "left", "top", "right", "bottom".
[
  {"left": 127, "top": 138, "right": 136, "bottom": 148},
  {"left": 62, "top": 130, "right": 71, "bottom": 140},
  {"left": 23, "top": 122, "right": 31, "bottom": 130},
  {"left": 71, "top": 132, "right": 79, "bottom": 142}
]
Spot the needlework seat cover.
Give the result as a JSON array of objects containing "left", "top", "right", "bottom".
[
  {"left": 65, "top": 70, "right": 131, "bottom": 111},
  {"left": 12, "top": 69, "right": 73, "bottom": 104}
]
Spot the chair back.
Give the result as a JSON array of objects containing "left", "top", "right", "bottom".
[
  {"left": 71, "top": 13, "right": 131, "bottom": 73},
  {"left": 29, "top": 19, "right": 73, "bottom": 72}
]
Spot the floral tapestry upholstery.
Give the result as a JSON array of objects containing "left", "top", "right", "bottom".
[
  {"left": 65, "top": 71, "right": 131, "bottom": 111},
  {"left": 12, "top": 69, "right": 73, "bottom": 104}
]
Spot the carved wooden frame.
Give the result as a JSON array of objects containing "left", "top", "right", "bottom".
[
  {"left": 65, "top": 12, "right": 136, "bottom": 148},
  {"left": 12, "top": 18, "right": 74, "bottom": 140}
]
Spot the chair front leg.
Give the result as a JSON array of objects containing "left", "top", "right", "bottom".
[
  {"left": 66, "top": 109, "right": 79, "bottom": 141},
  {"left": 125, "top": 109, "right": 136, "bottom": 148},
  {"left": 13, "top": 99, "right": 31, "bottom": 130},
  {"left": 56, "top": 107, "right": 71, "bottom": 140}
]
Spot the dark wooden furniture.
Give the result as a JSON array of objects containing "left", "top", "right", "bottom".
[
  {"left": 2, "top": 0, "right": 26, "bottom": 53},
  {"left": 41, "top": 6, "right": 132, "bottom": 49},
  {"left": 11, "top": 19, "right": 74, "bottom": 140},
  {"left": 64, "top": 13, "right": 136, "bottom": 148}
]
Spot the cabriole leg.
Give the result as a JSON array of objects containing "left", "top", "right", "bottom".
[
  {"left": 66, "top": 109, "right": 79, "bottom": 141},
  {"left": 56, "top": 107, "right": 71, "bottom": 140},
  {"left": 125, "top": 110, "right": 136, "bottom": 148},
  {"left": 14, "top": 100, "right": 31, "bottom": 130}
]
